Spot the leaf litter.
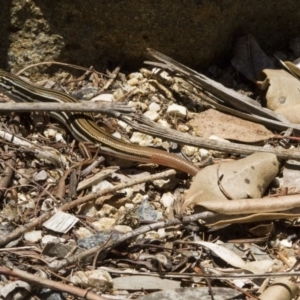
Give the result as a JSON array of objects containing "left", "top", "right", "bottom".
[{"left": 1, "top": 37, "right": 300, "bottom": 299}]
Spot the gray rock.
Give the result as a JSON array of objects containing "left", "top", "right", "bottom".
[{"left": 1, "top": 1, "right": 298, "bottom": 74}]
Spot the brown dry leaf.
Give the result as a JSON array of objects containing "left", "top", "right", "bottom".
[
  {"left": 274, "top": 104, "right": 300, "bottom": 124},
  {"left": 183, "top": 153, "right": 279, "bottom": 212},
  {"left": 261, "top": 69, "right": 300, "bottom": 123},
  {"left": 188, "top": 109, "right": 274, "bottom": 142}
]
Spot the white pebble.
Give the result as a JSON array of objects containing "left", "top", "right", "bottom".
[
  {"left": 92, "top": 218, "right": 116, "bottom": 230},
  {"left": 182, "top": 145, "right": 197, "bottom": 156},
  {"left": 112, "top": 131, "right": 122, "bottom": 139},
  {"left": 132, "top": 193, "right": 144, "bottom": 204},
  {"left": 117, "top": 120, "right": 128, "bottom": 129},
  {"left": 113, "top": 225, "right": 132, "bottom": 233},
  {"left": 75, "top": 227, "right": 93, "bottom": 239},
  {"left": 160, "top": 192, "right": 175, "bottom": 208},
  {"left": 128, "top": 101, "right": 148, "bottom": 112},
  {"left": 209, "top": 135, "right": 230, "bottom": 143},
  {"left": 167, "top": 104, "right": 187, "bottom": 119},
  {"left": 143, "top": 110, "right": 160, "bottom": 121},
  {"left": 33, "top": 170, "right": 48, "bottom": 181},
  {"left": 44, "top": 128, "right": 57, "bottom": 139},
  {"left": 92, "top": 180, "right": 114, "bottom": 193},
  {"left": 199, "top": 148, "right": 210, "bottom": 159},
  {"left": 178, "top": 124, "right": 189, "bottom": 132},
  {"left": 55, "top": 133, "right": 65, "bottom": 143},
  {"left": 41, "top": 234, "right": 65, "bottom": 244},
  {"left": 127, "top": 78, "right": 139, "bottom": 86},
  {"left": 130, "top": 132, "right": 153, "bottom": 146},
  {"left": 91, "top": 93, "right": 114, "bottom": 102},
  {"left": 128, "top": 72, "right": 144, "bottom": 80},
  {"left": 157, "top": 119, "right": 171, "bottom": 128},
  {"left": 279, "top": 239, "right": 293, "bottom": 248},
  {"left": 148, "top": 102, "right": 161, "bottom": 112},
  {"left": 24, "top": 230, "right": 42, "bottom": 243}
]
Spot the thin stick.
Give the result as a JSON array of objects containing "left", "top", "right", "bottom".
[
  {"left": 122, "top": 115, "right": 300, "bottom": 161},
  {"left": 15, "top": 61, "right": 106, "bottom": 77},
  {"left": 0, "top": 101, "right": 134, "bottom": 114}
]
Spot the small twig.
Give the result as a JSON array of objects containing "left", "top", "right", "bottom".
[
  {"left": 121, "top": 114, "right": 300, "bottom": 161},
  {"left": 224, "top": 278, "right": 260, "bottom": 299},
  {"left": 197, "top": 264, "right": 215, "bottom": 300},
  {"left": 0, "top": 127, "right": 68, "bottom": 168},
  {"left": 100, "top": 266, "right": 300, "bottom": 280},
  {"left": 0, "top": 151, "right": 15, "bottom": 198},
  {"left": 15, "top": 61, "right": 106, "bottom": 78},
  {"left": 92, "top": 234, "right": 114, "bottom": 269},
  {"left": 3, "top": 159, "right": 63, "bottom": 204},
  {"left": 101, "top": 65, "right": 122, "bottom": 91},
  {"left": 80, "top": 156, "right": 105, "bottom": 177},
  {"left": 64, "top": 67, "right": 94, "bottom": 84},
  {"left": 0, "top": 101, "right": 134, "bottom": 115}
]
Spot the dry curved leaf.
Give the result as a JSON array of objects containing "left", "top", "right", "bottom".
[
  {"left": 262, "top": 69, "right": 300, "bottom": 111},
  {"left": 183, "top": 153, "right": 279, "bottom": 212},
  {"left": 189, "top": 109, "right": 274, "bottom": 143},
  {"left": 275, "top": 104, "right": 300, "bottom": 124},
  {"left": 192, "top": 241, "right": 275, "bottom": 274},
  {"left": 185, "top": 193, "right": 300, "bottom": 217}
]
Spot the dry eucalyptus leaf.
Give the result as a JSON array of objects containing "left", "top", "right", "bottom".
[
  {"left": 195, "top": 241, "right": 275, "bottom": 274},
  {"left": 247, "top": 223, "right": 274, "bottom": 237},
  {"left": 275, "top": 104, "right": 300, "bottom": 124},
  {"left": 257, "top": 61, "right": 300, "bottom": 123},
  {"left": 183, "top": 153, "right": 279, "bottom": 212},
  {"left": 189, "top": 109, "right": 274, "bottom": 143},
  {"left": 262, "top": 69, "right": 300, "bottom": 110}
]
